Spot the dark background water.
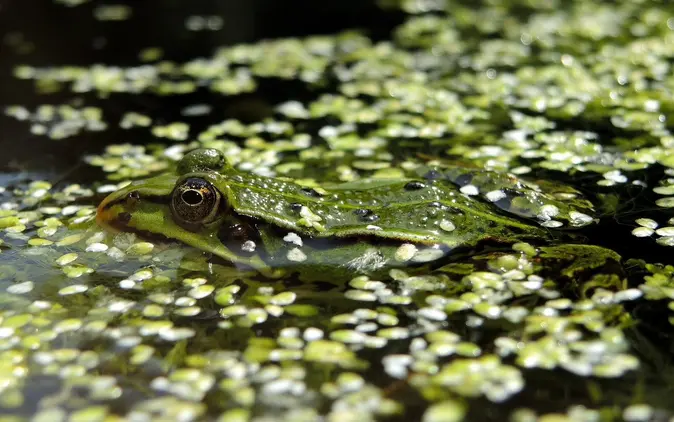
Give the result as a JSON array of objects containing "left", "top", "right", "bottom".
[{"left": 0, "top": 0, "right": 403, "bottom": 176}]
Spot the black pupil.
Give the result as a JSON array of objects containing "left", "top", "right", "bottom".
[{"left": 182, "top": 190, "right": 203, "bottom": 205}]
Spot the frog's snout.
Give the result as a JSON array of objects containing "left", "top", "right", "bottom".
[
  {"left": 96, "top": 193, "right": 116, "bottom": 231},
  {"left": 96, "top": 191, "right": 132, "bottom": 232}
]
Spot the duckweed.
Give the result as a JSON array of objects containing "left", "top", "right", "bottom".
[{"left": 3, "top": 0, "right": 674, "bottom": 420}]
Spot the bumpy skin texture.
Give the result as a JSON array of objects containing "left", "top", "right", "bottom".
[{"left": 96, "top": 148, "right": 595, "bottom": 280}]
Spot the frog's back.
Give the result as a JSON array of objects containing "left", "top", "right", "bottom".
[{"left": 215, "top": 169, "right": 551, "bottom": 249}]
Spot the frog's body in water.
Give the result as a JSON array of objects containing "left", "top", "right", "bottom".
[{"left": 96, "top": 148, "right": 595, "bottom": 281}]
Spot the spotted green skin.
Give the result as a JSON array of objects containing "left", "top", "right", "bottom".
[{"left": 97, "top": 149, "right": 595, "bottom": 281}]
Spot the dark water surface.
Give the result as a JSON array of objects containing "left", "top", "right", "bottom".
[{"left": 2, "top": 1, "right": 674, "bottom": 421}]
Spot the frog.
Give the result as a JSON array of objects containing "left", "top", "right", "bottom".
[{"left": 96, "top": 148, "right": 596, "bottom": 281}]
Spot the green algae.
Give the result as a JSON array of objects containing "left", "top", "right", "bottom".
[{"left": 2, "top": 0, "right": 674, "bottom": 420}]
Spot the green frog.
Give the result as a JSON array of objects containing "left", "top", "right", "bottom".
[{"left": 96, "top": 148, "right": 595, "bottom": 281}]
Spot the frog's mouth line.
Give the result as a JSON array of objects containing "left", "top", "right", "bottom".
[
  {"left": 99, "top": 214, "right": 175, "bottom": 244},
  {"left": 96, "top": 195, "right": 174, "bottom": 244}
]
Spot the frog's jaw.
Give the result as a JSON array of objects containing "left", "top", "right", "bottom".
[
  {"left": 96, "top": 200, "right": 120, "bottom": 234},
  {"left": 96, "top": 174, "right": 177, "bottom": 234},
  {"left": 96, "top": 190, "right": 130, "bottom": 234},
  {"left": 96, "top": 178, "right": 283, "bottom": 278}
]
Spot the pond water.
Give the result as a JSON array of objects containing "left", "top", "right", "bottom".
[{"left": 2, "top": 1, "right": 674, "bottom": 421}]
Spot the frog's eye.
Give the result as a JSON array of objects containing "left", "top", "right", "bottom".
[{"left": 171, "top": 178, "right": 223, "bottom": 227}]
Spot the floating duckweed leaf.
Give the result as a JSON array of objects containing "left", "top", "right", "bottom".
[
  {"left": 28, "top": 238, "right": 53, "bottom": 246},
  {"left": 85, "top": 242, "right": 108, "bottom": 252},
  {"left": 58, "top": 284, "right": 88, "bottom": 295},
  {"left": 623, "top": 404, "right": 654, "bottom": 422},
  {"left": 655, "top": 227, "right": 674, "bottom": 237},
  {"left": 304, "top": 340, "right": 365, "bottom": 368},
  {"left": 394, "top": 243, "right": 417, "bottom": 261},
  {"left": 432, "top": 355, "right": 523, "bottom": 402},
  {"left": 94, "top": 4, "right": 132, "bottom": 21},
  {"left": 0, "top": 217, "right": 21, "bottom": 229},
  {"left": 126, "top": 242, "right": 155, "bottom": 255},
  {"left": 344, "top": 289, "right": 377, "bottom": 302},
  {"left": 57, "top": 233, "right": 85, "bottom": 246},
  {"left": 653, "top": 186, "right": 674, "bottom": 195},
  {"left": 656, "top": 237, "right": 674, "bottom": 247},
  {"left": 422, "top": 400, "right": 466, "bottom": 422},
  {"left": 7, "top": 281, "right": 34, "bottom": 295},
  {"left": 636, "top": 218, "right": 658, "bottom": 229},
  {"left": 269, "top": 291, "right": 296, "bottom": 306},
  {"left": 656, "top": 197, "right": 674, "bottom": 208}
]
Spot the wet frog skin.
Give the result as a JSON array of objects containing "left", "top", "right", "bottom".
[{"left": 96, "top": 148, "right": 595, "bottom": 281}]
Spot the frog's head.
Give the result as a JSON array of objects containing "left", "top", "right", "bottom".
[{"left": 96, "top": 148, "right": 274, "bottom": 273}]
